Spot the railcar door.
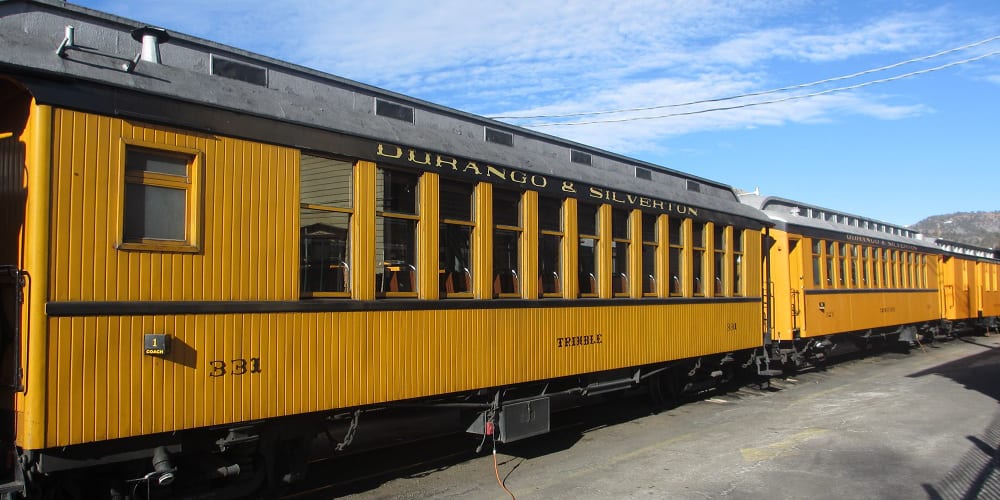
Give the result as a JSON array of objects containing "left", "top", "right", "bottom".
[{"left": 0, "top": 266, "right": 25, "bottom": 480}]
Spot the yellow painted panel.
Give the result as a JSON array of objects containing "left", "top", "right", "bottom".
[
  {"left": 799, "top": 290, "right": 939, "bottom": 337},
  {"left": 44, "top": 301, "right": 761, "bottom": 446},
  {"left": 985, "top": 291, "right": 1000, "bottom": 317},
  {"left": 48, "top": 110, "right": 299, "bottom": 302},
  {"left": 939, "top": 256, "right": 977, "bottom": 321}
]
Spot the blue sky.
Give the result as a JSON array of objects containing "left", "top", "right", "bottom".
[{"left": 73, "top": 0, "right": 999, "bottom": 227}]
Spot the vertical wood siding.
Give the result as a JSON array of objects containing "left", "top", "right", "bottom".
[
  {"left": 48, "top": 110, "right": 298, "bottom": 302},
  {"left": 45, "top": 301, "right": 761, "bottom": 447}
]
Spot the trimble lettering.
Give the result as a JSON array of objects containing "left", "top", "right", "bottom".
[{"left": 556, "top": 334, "right": 604, "bottom": 348}]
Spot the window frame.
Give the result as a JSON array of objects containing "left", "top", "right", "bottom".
[
  {"left": 375, "top": 166, "right": 421, "bottom": 298},
  {"left": 300, "top": 154, "right": 355, "bottom": 298},
  {"left": 117, "top": 139, "right": 203, "bottom": 253},
  {"left": 538, "top": 196, "right": 564, "bottom": 298},
  {"left": 439, "top": 179, "right": 477, "bottom": 299}
]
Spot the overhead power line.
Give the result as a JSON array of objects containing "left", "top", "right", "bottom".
[
  {"left": 524, "top": 49, "right": 1000, "bottom": 127},
  {"left": 489, "top": 34, "right": 1000, "bottom": 124}
]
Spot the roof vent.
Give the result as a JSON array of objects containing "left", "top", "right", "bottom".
[
  {"left": 571, "top": 150, "right": 592, "bottom": 165},
  {"left": 485, "top": 128, "right": 514, "bottom": 146},
  {"left": 124, "top": 26, "right": 169, "bottom": 72},
  {"left": 133, "top": 27, "right": 169, "bottom": 63}
]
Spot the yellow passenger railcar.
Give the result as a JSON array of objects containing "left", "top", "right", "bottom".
[
  {"left": 935, "top": 239, "right": 1000, "bottom": 334},
  {"left": 744, "top": 197, "right": 940, "bottom": 367},
  {"left": 0, "top": 2, "right": 772, "bottom": 496}
]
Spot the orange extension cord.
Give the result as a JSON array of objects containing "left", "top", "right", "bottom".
[{"left": 493, "top": 446, "right": 516, "bottom": 500}]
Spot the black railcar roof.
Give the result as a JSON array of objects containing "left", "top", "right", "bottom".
[
  {"left": 0, "top": 0, "right": 769, "bottom": 225},
  {"left": 745, "top": 195, "right": 940, "bottom": 252}
]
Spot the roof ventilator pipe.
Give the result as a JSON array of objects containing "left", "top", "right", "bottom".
[
  {"left": 56, "top": 25, "right": 75, "bottom": 57},
  {"left": 123, "top": 26, "right": 170, "bottom": 73}
]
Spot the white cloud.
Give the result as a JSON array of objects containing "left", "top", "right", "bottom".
[{"left": 79, "top": 0, "right": 982, "bottom": 155}]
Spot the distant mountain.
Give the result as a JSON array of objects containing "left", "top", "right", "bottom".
[{"left": 911, "top": 211, "right": 1000, "bottom": 249}]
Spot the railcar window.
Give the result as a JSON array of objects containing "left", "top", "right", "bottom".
[
  {"left": 611, "top": 208, "right": 630, "bottom": 297},
  {"left": 826, "top": 242, "right": 836, "bottom": 288},
  {"left": 812, "top": 241, "right": 822, "bottom": 287},
  {"left": 376, "top": 167, "right": 420, "bottom": 296},
  {"left": 908, "top": 253, "right": 916, "bottom": 288},
  {"left": 920, "top": 255, "right": 927, "bottom": 288},
  {"left": 121, "top": 145, "right": 200, "bottom": 252},
  {"left": 578, "top": 203, "right": 600, "bottom": 297},
  {"left": 882, "top": 249, "right": 891, "bottom": 289},
  {"left": 669, "top": 219, "right": 684, "bottom": 296},
  {"left": 861, "top": 247, "right": 870, "bottom": 287},
  {"left": 870, "top": 247, "right": 880, "bottom": 288},
  {"left": 641, "top": 213, "right": 658, "bottom": 296},
  {"left": 692, "top": 222, "right": 706, "bottom": 296},
  {"left": 901, "top": 253, "right": 910, "bottom": 288},
  {"left": 892, "top": 252, "right": 906, "bottom": 288},
  {"left": 733, "top": 229, "right": 744, "bottom": 296},
  {"left": 538, "top": 196, "right": 563, "bottom": 297},
  {"left": 850, "top": 245, "right": 859, "bottom": 288},
  {"left": 838, "top": 243, "right": 847, "bottom": 287},
  {"left": 300, "top": 155, "right": 354, "bottom": 296},
  {"left": 493, "top": 188, "right": 522, "bottom": 297},
  {"left": 713, "top": 224, "right": 726, "bottom": 296},
  {"left": 439, "top": 179, "right": 475, "bottom": 297}
]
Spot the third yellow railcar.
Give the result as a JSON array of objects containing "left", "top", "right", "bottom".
[{"left": 747, "top": 196, "right": 940, "bottom": 366}]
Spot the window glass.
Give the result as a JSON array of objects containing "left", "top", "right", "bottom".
[
  {"left": 376, "top": 167, "right": 419, "bottom": 295},
  {"left": 641, "top": 213, "right": 658, "bottom": 295},
  {"left": 440, "top": 180, "right": 473, "bottom": 221},
  {"left": 713, "top": 225, "right": 726, "bottom": 295},
  {"left": 733, "top": 229, "right": 744, "bottom": 296},
  {"left": 440, "top": 180, "right": 475, "bottom": 296},
  {"left": 826, "top": 241, "right": 836, "bottom": 287},
  {"left": 493, "top": 189, "right": 522, "bottom": 297},
  {"left": 126, "top": 148, "right": 188, "bottom": 176},
  {"left": 848, "top": 245, "right": 858, "bottom": 288},
  {"left": 538, "top": 196, "right": 562, "bottom": 232},
  {"left": 538, "top": 196, "right": 563, "bottom": 297},
  {"left": 300, "top": 156, "right": 353, "bottom": 295},
  {"left": 611, "top": 209, "right": 630, "bottom": 296},
  {"left": 124, "top": 184, "right": 186, "bottom": 240},
  {"left": 578, "top": 203, "right": 598, "bottom": 236},
  {"left": 379, "top": 169, "right": 418, "bottom": 214},
  {"left": 669, "top": 218, "right": 684, "bottom": 296},
  {"left": 812, "top": 240, "right": 822, "bottom": 286},
  {"left": 123, "top": 147, "right": 193, "bottom": 243},
  {"left": 838, "top": 243, "right": 847, "bottom": 287},
  {"left": 578, "top": 203, "right": 599, "bottom": 297},
  {"left": 693, "top": 222, "right": 706, "bottom": 296}
]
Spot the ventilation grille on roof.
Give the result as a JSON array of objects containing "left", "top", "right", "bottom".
[
  {"left": 571, "top": 150, "right": 592, "bottom": 165},
  {"left": 485, "top": 128, "right": 514, "bottom": 146},
  {"left": 686, "top": 180, "right": 701, "bottom": 192},
  {"left": 375, "top": 99, "right": 414, "bottom": 123},
  {"left": 635, "top": 167, "right": 652, "bottom": 180},
  {"left": 211, "top": 55, "right": 267, "bottom": 86}
]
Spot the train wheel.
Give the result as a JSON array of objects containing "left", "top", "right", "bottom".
[{"left": 648, "top": 369, "right": 679, "bottom": 406}]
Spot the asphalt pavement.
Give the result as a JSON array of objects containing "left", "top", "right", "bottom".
[{"left": 311, "top": 336, "right": 1000, "bottom": 499}]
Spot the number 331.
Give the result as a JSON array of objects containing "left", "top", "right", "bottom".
[{"left": 209, "top": 358, "right": 262, "bottom": 377}]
